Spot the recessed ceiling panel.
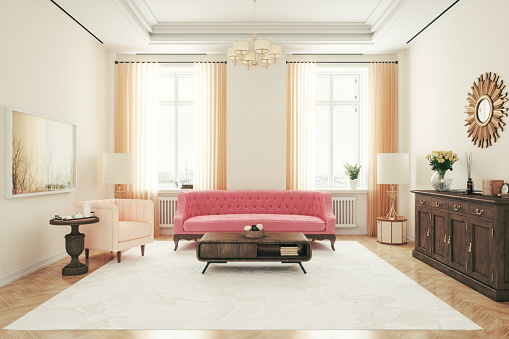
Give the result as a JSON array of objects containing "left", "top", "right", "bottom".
[{"left": 145, "top": 0, "right": 383, "bottom": 23}]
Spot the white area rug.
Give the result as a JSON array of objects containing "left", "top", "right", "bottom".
[{"left": 5, "top": 241, "right": 481, "bottom": 331}]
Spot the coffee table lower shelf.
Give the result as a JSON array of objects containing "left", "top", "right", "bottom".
[{"left": 197, "top": 232, "right": 312, "bottom": 274}]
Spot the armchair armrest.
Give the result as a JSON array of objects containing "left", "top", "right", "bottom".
[{"left": 75, "top": 200, "right": 120, "bottom": 251}]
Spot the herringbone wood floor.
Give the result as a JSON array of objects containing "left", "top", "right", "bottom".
[{"left": 1, "top": 235, "right": 508, "bottom": 338}]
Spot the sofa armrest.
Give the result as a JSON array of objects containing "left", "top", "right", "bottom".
[
  {"left": 322, "top": 193, "right": 336, "bottom": 233},
  {"left": 173, "top": 193, "right": 189, "bottom": 233},
  {"left": 75, "top": 200, "right": 120, "bottom": 251}
]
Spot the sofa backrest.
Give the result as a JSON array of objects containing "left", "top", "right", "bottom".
[{"left": 179, "top": 190, "right": 330, "bottom": 221}]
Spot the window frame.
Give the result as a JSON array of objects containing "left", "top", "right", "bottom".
[
  {"left": 315, "top": 65, "right": 368, "bottom": 190},
  {"left": 158, "top": 64, "right": 194, "bottom": 190}
]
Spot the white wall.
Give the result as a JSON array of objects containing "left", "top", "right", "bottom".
[
  {"left": 0, "top": 0, "right": 108, "bottom": 278},
  {"left": 227, "top": 55, "right": 287, "bottom": 190},
  {"left": 405, "top": 0, "right": 509, "bottom": 239}
]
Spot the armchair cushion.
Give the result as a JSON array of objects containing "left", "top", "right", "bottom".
[{"left": 119, "top": 221, "right": 153, "bottom": 242}]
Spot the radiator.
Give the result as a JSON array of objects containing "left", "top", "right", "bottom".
[
  {"left": 159, "top": 197, "right": 178, "bottom": 229},
  {"left": 332, "top": 197, "right": 357, "bottom": 228}
]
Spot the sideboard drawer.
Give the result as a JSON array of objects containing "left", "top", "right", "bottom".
[
  {"left": 416, "top": 195, "right": 430, "bottom": 207},
  {"left": 448, "top": 200, "right": 469, "bottom": 214},
  {"left": 431, "top": 197, "right": 448, "bottom": 210},
  {"left": 469, "top": 203, "right": 495, "bottom": 219}
]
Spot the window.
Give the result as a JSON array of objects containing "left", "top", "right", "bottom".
[
  {"left": 314, "top": 66, "right": 368, "bottom": 189},
  {"left": 158, "top": 65, "right": 194, "bottom": 189}
]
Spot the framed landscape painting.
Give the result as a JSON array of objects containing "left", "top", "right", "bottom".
[{"left": 5, "top": 107, "right": 76, "bottom": 198}]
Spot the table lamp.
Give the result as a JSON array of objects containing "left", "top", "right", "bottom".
[
  {"left": 377, "top": 153, "right": 409, "bottom": 219},
  {"left": 103, "top": 153, "right": 135, "bottom": 199}
]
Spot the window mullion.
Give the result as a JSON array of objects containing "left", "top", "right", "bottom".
[
  {"left": 174, "top": 75, "right": 179, "bottom": 188},
  {"left": 329, "top": 74, "right": 333, "bottom": 188}
]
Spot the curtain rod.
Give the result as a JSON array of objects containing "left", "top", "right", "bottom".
[
  {"left": 286, "top": 61, "right": 398, "bottom": 64},
  {"left": 114, "top": 61, "right": 227, "bottom": 64}
]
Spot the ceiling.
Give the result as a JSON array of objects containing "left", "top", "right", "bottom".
[{"left": 53, "top": 0, "right": 465, "bottom": 55}]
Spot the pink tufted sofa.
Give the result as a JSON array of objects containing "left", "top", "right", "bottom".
[{"left": 173, "top": 190, "right": 336, "bottom": 251}]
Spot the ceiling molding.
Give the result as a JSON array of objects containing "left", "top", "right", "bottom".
[
  {"left": 113, "top": 0, "right": 155, "bottom": 39},
  {"left": 366, "top": 0, "right": 412, "bottom": 37},
  {"left": 150, "top": 22, "right": 372, "bottom": 44}
]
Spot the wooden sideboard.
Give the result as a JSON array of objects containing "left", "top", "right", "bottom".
[{"left": 411, "top": 190, "right": 509, "bottom": 301}]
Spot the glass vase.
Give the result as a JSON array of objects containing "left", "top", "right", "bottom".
[{"left": 431, "top": 170, "right": 453, "bottom": 191}]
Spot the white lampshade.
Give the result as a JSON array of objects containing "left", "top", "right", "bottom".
[
  {"left": 242, "top": 51, "right": 255, "bottom": 65},
  {"left": 254, "top": 39, "right": 270, "bottom": 54},
  {"left": 103, "top": 153, "right": 135, "bottom": 184},
  {"left": 228, "top": 47, "right": 237, "bottom": 60},
  {"left": 269, "top": 44, "right": 282, "bottom": 58},
  {"left": 377, "top": 153, "right": 409, "bottom": 185},
  {"left": 234, "top": 41, "right": 249, "bottom": 55}
]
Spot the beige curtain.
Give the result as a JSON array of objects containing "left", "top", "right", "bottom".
[
  {"left": 115, "top": 62, "right": 160, "bottom": 236},
  {"left": 367, "top": 62, "right": 398, "bottom": 236},
  {"left": 193, "top": 62, "right": 227, "bottom": 190},
  {"left": 286, "top": 62, "right": 316, "bottom": 190}
]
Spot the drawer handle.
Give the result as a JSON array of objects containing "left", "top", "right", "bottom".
[
  {"left": 426, "top": 229, "right": 429, "bottom": 237},
  {"left": 435, "top": 202, "right": 442, "bottom": 207},
  {"left": 443, "top": 235, "right": 447, "bottom": 243},
  {"left": 420, "top": 199, "right": 426, "bottom": 204},
  {"left": 447, "top": 236, "right": 450, "bottom": 245},
  {"left": 468, "top": 242, "right": 472, "bottom": 253},
  {"left": 453, "top": 205, "right": 461, "bottom": 211},
  {"left": 476, "top": 208, "right": 484, "bottom": 215}
]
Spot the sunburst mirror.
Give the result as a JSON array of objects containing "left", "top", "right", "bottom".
[{"left": 465, "top": 72, "right": 508, "bottom": 148}]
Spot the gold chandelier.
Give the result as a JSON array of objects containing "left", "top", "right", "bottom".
[{"left": 228, "top": 0, "right": 282, "bottom": 69}]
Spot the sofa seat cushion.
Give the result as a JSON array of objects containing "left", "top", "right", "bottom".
[
  {"left": 118, "top": 221, "right": 152, "bottom": 242},
  {"left": 182, "top": 214, "right": 326, "bottom": 233}
]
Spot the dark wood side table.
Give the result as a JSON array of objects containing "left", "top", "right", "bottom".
[{"left": 50, "top": 217, "right": 99, "bottom": 276}]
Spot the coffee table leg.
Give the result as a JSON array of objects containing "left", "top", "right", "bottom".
[
  {"left": 282, "top": 262, "right": 307, "bottom": 274},
  {"left": 202, "top": 262, "right": 211, "bottom": 274},
  {"left": 298, "top": 262, "right": 307, "bottom": 274}
]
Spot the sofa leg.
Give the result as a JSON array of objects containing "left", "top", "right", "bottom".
[
  {"left": 117, "top": 251, "right": 121, "bottom": 263},
  {"left": 141, "top": 245, "right": 145, "bottom": 256},
  {"left": 330, "top": 235, "right": 336, "bottom": 251},
  {"left": 85, "top": 248, "right": 89, "bottom": 259},
  {"left": 174, "top": 234, "right": 180, "bottom": 251}
]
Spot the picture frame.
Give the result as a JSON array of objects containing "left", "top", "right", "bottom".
[{"left": 5, "top": 107, "right": 77, "bottom": 198}]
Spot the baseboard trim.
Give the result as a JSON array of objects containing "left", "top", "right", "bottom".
[
  {"left": 336, "top": 225, "right": 365, "bottom": 235},
  {"left": 0, "top": 249, "right": 67, "bottom": 288},
  {"left": 160, "top": 228, "right": 174, "bottom": 235}
]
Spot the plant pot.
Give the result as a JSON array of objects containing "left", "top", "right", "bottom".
[
  {"left": 349, "top": 179, "right": 358, "bottom": 190},
  {"left": 431, "top": 170, "right": 453, "bottom": 192}
]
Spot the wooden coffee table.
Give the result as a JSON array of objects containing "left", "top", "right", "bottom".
[{"left": 197, "top": 232, "right": 312, "bottom": 274}]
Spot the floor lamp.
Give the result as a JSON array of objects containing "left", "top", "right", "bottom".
[{"left": 103, "top": 153, "right": 135, "bottom": 199}]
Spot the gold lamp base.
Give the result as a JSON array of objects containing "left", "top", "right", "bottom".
[
  {"left": 114, "top": 184, "right": 127, "bottom": 199},
  {"left": 385, "top": 184, "right": 406, "bottom": 220}
]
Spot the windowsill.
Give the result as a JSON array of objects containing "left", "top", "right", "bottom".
[
  {"left": 315, "top": 188, "right": 368, "bottom": 194},
  {"left": 159, "top": 188, "right": 193, "bottom": 194}
]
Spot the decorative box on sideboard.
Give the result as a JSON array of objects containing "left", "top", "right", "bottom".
[{"left": 411, "top": 190, "right": 509, "bottom": 301}]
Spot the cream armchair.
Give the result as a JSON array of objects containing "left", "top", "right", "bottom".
[{"left": 75, "top": 199, "right": 154, "bottom": 263}]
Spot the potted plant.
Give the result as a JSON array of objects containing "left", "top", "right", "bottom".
[{"left": 344, "top": 163, "right": 362, "bottom": 189}]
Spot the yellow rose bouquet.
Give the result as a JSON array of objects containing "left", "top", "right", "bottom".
[
  {"left": 425, "top": 150, "right": 459, "bottom": 173},
  {"left": 425, "top": 150, "right": 459, "bottom": 191}
]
